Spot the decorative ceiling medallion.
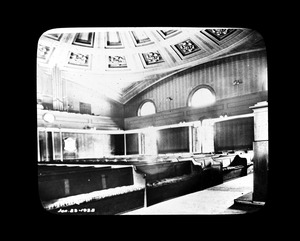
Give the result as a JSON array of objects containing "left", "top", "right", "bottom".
[
  {"left": 105, "top": 32, "right": 124, "bottom": 48},
  {"left": 172, "top": 39, "right": 200, "bottom": 59},
  {"left": 131, "top": 31, "right": 153, "bottom": 46},
  {"left": 157, "top": 30, "right": 181, "bottom": 39},
  {"left": 205, "top": 29, "right": 236, "bottom": 41},
  {"left": 201, "top": 28, "right": 239, "bottom": 45},
  {"left": 44, "top": 33, "right": 63, "bottom": 41},
  {"left": 68, "top": 52, "right": 90, "bottom": 67},
  {"left": 141, "top": 51, "right": 164, "bottom": 66},
  {"left": 175, "top": 39, "right": 200, "bottom": 55},
  {"left": 37, "top": 44, "right": 54, "bottom": 63},
  {"left": 72, "top": 32, "right": 95, "bottom": 47},
  {"left": 108, "top": 55, "right": 127, "bottom": 68}
]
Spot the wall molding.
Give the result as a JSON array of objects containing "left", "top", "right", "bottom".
[
  {"left": 124, "top": 91, "right": 267, "bottom": 130},
  {"left": 37, "top": 109, "right": 123, "bottom": 130}
]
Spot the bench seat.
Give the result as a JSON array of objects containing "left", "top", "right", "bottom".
[
  {"left": 146, "top": 173, "right": 203, "bottom": 206},
  {"left": 39, "top": 164, "right": 146, "bottom": 214},
  {"left": 42, "top": 184, "right": 145, "bottom": 215},
  {"left": 213, "top": 155, "right": 252, "bottom": 182},
  {"left": 134, "top": 160, "right": 222, "bottom": 206}
]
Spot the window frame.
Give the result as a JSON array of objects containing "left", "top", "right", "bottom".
[
  {"left": 137, "top": 99, "right": 157, "bottom": 116},
  {"left": 187, "top": 85, "right": 216, "bottom": 108}
]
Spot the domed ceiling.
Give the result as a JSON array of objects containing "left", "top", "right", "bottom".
[{"left": 37, "top": 27, "right": 265, "bottom": 104}]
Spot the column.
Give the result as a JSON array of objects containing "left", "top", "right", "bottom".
[
  {"left": 250, "top": 101, "right": 268, "bottom": 202},
  {"left": 52, "top": 65, "right": 66, "bottom": 110},
  {"left": 202, "top": 119, "right": 215, "bottom": 153}
]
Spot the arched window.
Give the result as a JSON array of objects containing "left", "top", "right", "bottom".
[
  {"left": 188, "top": 85, "right": 216, "bottom": 108},
  {"left": 138, "top": 100, "right": 156, "bottom": 116}
]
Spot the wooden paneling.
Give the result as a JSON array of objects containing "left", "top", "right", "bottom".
[
  {"left": 38, "top": 166, "right": 134, "bottom": 201},
  {"left": 124, "top": 50, "right": 267, "bottom": 118},
  {"left": 253, "top": 140, "right": 268, "bottom": 201},
  {"left": 124, "top": 91, "right": 267, "bottom": 130},
  {"left": 110, "top": 134, "right": 125, "bottom": 155},
  {"left": 157, "top": 127, "right": 189, "bottom": 154},
  {"left": 126, "top": 133, "right": 139, "bottom": 155},
  {"left": 214, "top": 117, "right": 254, "bottom": 151}
]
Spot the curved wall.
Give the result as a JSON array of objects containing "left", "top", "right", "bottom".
[
  {"left": 124, "top": 50, "right": 268, "bottom": 129},
  {"left": 124, "top": 50, "right": 267, "bottom": 118}
]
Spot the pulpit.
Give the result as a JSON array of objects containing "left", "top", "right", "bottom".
[
  {"left": 251, "top": 101, "right": 268, "bottom": 202},
  {"left": 234, "top": 101, "right": 268, "bottom": 206}
]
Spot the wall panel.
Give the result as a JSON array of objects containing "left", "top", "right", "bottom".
[
  {"left": 124, "top": 50, "right": 267, "bottom": 118},
  {"left": 157, "top": 127, "right": 189, "bottom": 154},
  {"left": 124, "top": 90, "right": 267, "bottom": 130},
  {"left": 214, "top": 117, "right": 254, "bottom": 151},
  {"left": 126, "top": 133, "right": 139, "bottom": 155},
  {"left": 111, "top": 134, "right": 125, "bottom": 155}
]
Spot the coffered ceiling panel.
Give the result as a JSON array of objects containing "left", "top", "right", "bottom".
[{"left": 37, "top": 27, "right": 265, "bottom": 104}]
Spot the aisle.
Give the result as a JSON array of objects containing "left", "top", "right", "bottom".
[{"left": 123, "top": 174, "right": 260, "bottom": 215}]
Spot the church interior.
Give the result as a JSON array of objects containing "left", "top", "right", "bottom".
[{"left": 36, "top": 27, "right": 268, "bottom": 215}]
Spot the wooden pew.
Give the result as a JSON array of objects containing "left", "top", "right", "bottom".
[
  {"left": 55, "top": 157, "right": 152, "bottom": 166},
  {"left": 39, "top": 155, "right": 226, "bottom": 213},
  {"left": 38, "top": 165, "right": 101, "bottom": 176},
  {"left": 191, "top": 155, "right": 223, "bottom": 188},
  {"left": 39, "top": 165, "right": 145, "bottom": 215},
  {"left": 134, "top": 160, "right": 208, "bottom": 206},
  {"left": 212, "top": 154, "right": 252, "bottom": 182}
]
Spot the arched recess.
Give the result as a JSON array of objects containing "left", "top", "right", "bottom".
[
  {"left": 187, "top": 85, "right": 216, "bottom": 108},
  {"left": 137, "top": 99, "right": 156, "bottom": 116}
]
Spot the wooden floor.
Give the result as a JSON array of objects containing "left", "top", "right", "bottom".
[{"left": 123, "top": 173, "right": 262, "bottom": 215}]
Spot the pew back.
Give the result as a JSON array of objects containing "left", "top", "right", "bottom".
[
  {"left": 135, "top": 161, "right": 192, "bottom": 184},
  {"left": 38, "top": 165, "right": 134, "bottom": 201}
]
